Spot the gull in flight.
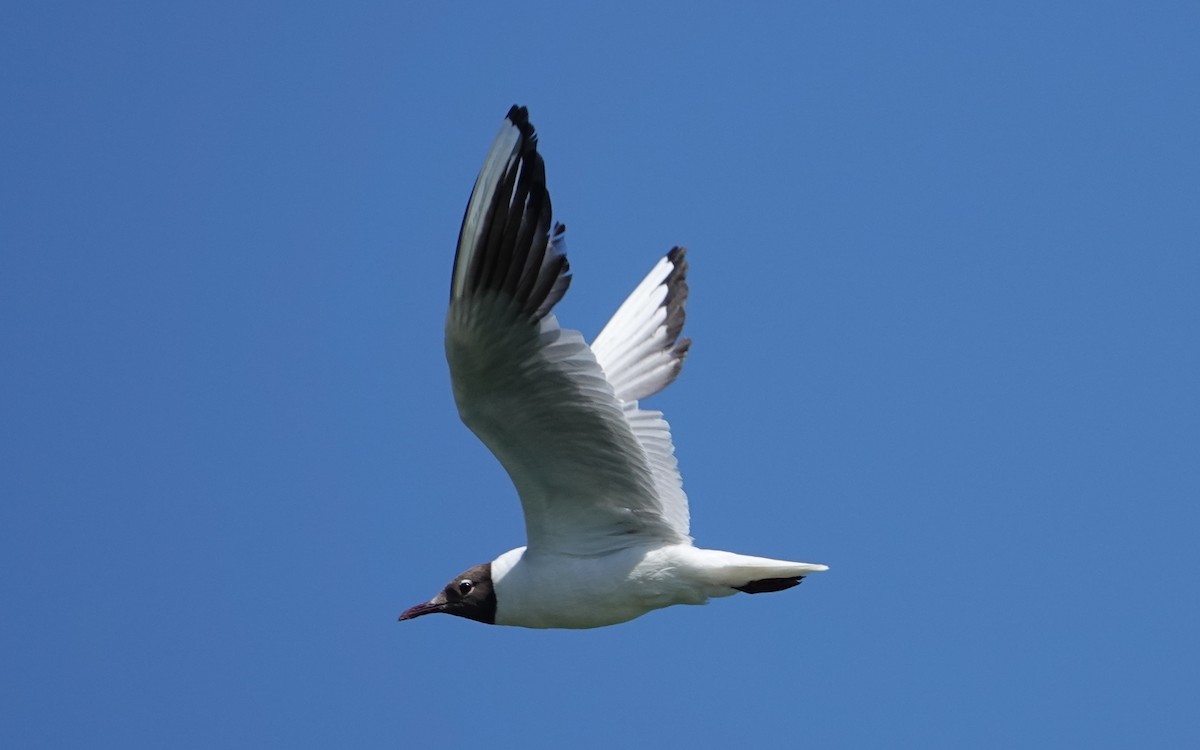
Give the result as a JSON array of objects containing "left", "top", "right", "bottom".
[{"left": 400, "top": 106, "right": 827, "bottom": 629}]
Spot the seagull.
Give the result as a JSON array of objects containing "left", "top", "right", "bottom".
[{"left": 399, "top": 106, "right": 827, "bottom": 629}]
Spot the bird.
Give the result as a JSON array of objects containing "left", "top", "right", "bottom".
[{"left": 399, "top": 106, "right": 827, "bottom": 629}]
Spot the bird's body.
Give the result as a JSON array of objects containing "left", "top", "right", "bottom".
[
  {"left": 492, "top": 545, "right": 825, "bottom": 629},
  {"left": 399, "top": 106, "right": 827, "bottom": 630}
]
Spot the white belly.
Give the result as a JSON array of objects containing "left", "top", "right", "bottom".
[{"left": 490, "top": 544, "right": 718, "bottom": 629}]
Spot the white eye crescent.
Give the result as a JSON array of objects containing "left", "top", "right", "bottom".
[{"left": 458, "top": 579, "right": 474, "bottom": 595}]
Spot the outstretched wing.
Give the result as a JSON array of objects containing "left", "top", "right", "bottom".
[
  {"left": 591, "top": 247, "right": 692, "bottom": 539},
  {"left": 445, "top": 106, "right": 690, "bottom": 556}
]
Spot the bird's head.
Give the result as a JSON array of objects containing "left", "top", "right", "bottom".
[{"left": 398, "top": 562, "right": 496, "bottom": 625}]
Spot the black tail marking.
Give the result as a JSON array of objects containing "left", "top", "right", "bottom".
[{"left": 734, "top": 576, "right": 805, "bottom": 594}]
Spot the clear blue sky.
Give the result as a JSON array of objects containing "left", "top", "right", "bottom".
[{"left": 2, "top": 2, "right": 1197, "bottom": 747}]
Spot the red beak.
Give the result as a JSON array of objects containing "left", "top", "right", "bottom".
[{"left": 398, "top": 600, "right": 445, "bottom": 621}]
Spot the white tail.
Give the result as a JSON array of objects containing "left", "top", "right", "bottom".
[{"left": 693, "top": 548, "right": 829, "bottom": 590}]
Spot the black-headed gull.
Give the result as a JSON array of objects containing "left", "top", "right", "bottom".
[{"left": 400, "top": 106, "right": 827, "bottom": 629}]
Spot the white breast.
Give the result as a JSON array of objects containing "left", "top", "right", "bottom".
[{"left": 491, "top": 545, "right": 717, "bottom": 629}]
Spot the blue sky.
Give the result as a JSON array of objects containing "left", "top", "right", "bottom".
[{"left": 2, "top": 2, "right": 1197, "bottom": 747}]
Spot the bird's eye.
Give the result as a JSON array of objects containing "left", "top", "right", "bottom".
[{"left": 458, "top": 579, "right": 474, "bottom": 595}]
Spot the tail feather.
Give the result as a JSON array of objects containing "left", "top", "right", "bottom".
[{"left": 694, "top": 549, "right": 829, "bottom": 593}]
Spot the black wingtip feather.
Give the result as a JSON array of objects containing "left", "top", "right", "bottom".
[
  {"left": 453, "top": 106, "right": 570, "bottom": 323},
  {"left": 662, "top": 246, "right": 689, "bottom": 347},
  {"left": 505, "top": 105, "right": 535, "bottom": 143}
]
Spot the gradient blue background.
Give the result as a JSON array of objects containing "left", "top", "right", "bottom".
[{"left": 3, "top": 2, "right": 1197, "bottom": 747}]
